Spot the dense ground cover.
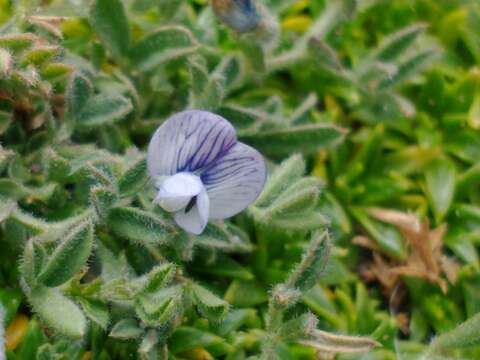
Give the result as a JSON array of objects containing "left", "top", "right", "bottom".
[{"left": 1, "top": 0, "right": 480, "bottom": 359}]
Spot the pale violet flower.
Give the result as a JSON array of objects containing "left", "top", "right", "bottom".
[
  {"left": 147, "top": 110, "right": 266, "bottom": 235},
  {"left": 211, "top": 0, "right": 261, "bottom": 33}
]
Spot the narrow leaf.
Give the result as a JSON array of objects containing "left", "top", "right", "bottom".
[
  {"left": 130, "top": 26, "right": 198, "bottom": 71},
  {"left": 191, "top": 283, "right": 229, "bottom": 322},
  {"left": 425, "top": 158, "right": 456, "bottom": 222},
  {"left": 89, "top": 0, "right": 130, "bottom": 57},
  {"left": 29, "top": 286, "right": 86, "bottom": 339},
  {"left": 240, "top": 123, "right": 346, "bottom": 157},
  {"left": 76, "top": 95, "right": 133, "bottom": 129},
  {"left": 108, "top": 206, "right": 175, "bottom": 244},
  {"left": 37, "top": 221, "right": 94, "bottom": 287}
]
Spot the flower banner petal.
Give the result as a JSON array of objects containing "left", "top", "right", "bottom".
[
  {"left": 147, "top": 110, "right": 237, "bottom": 177},
  {"left": 174, "top": 188, "right": 210, "bottom": 234},
  {"left": 202, "top": 142, "right": 266, "bottom": 219}
]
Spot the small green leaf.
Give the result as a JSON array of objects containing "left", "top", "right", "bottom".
[
  {"left": 135, "top": 285, "right": 182, "bottom": 326},
  {"left": 425, "top": 158, "right": 456, "bottom": 222},
  {"left": 66, "top": 73, "right": 93, "bottom": 120},
  {"left": 21, "top": 239, "right": 47, "bottom": 287},
  {"left": 91, "top": 186, "right": 117, "bottom": 220},
  {"left": 21, "top": 46, "right": 59, "bottom": 66},
  {"left": 90, "top": 0, "right": 130, "bottom": 57},
  {"left": 168, "top": 327, "right": 229, "bottom": 354},
  {"left": 468, "top": 93, "right": 480, "bottom": 129},
  {"left": 78, "top": 298, "right": 109, "bottom": 330},
  {"left": 255, "top": 154, "right": 305, "bottom": 208},
  {"left": 29, "top": 285, "right": 86, "bottom": 339},
  {"left": 373, "top": 24, "right": 426, "bottom": 61},
  {"left": 285, "top": 231, "right": 331, "bottom": 293},
  {"left": 218, "top": 104, "right": 266, "bottom": 129},
  {"left": 76, "top": 95, "right": 133, "bottom": 129},
  {"left": 189, "top": 61, "right": 224, "bottom": 111},
  {"left": 110, "top": 318, "right": 144, "bottom": 340},
  {"left": 240, "top": 123, "right": 346, "bottom": 157},
  {"left": 0, "top": 33, "right": 37, "bottom": 52},
  {"left": 192, "top": 256, "right": 254, "bottom": 280},
  {"left": 37, "top": 221, "right": 94, "bottom": 287},
  {"left": 141, "top": 263, "right": 176, "bottom": 294},
  {"left": 108, "top": 206, "right": 175, "bottom": 244},
  {"left": 428, "top": 312, "right": 480, "bottom": 354},
  {"left": 257, "top": 177, "right": 322, "bottom": 220},
  {"left": 41, "top": 63, "right": 74, "bottom": 81},
  {"left": 130, "top": 26, "right": 198, "bottom": 71},
  {"left": 0, "top": 288, "right": 23, "bottom": 326},
  {"left": 191, "top": 283, "right": 229, "bottom": 322},
  {"left": 351, "top": 207, "right": 406, "bottom": 260},
  {"left": 224, "top": 280, "right": 268, "bottom": 307},
  {"left": 118, "top": 158, "right": 148, "bottom": 197}
]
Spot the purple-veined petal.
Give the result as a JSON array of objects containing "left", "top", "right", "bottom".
[
  {"left": 154, "top": 172, "right": 203, "bottom": 212},
  {"left": 174, "top": 188, "right": 210, "bottom": 234},
  {"left": 147, "top": 110, "right": 237, "bottom": 177},
  {"left": 202, "top": 142, "right": 266, "bottom": 219}
]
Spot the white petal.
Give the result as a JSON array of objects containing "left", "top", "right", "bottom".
[
  {"left": 147, "top": 110, "right": 237, "bottom": 178},
  {"left": 201, "top": 142, "right": 266, "bottom": 219},
  {"left": 155, "top": 173, "right": 202, "bottom": 212},
  {"left": 174, "top": 188, "right": 210, "bottom": 234}
]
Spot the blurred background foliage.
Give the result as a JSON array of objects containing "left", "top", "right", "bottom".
[{"left": 1, "top": 0, "right": 480, "bottom": 359}]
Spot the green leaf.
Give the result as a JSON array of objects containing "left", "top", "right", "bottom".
[
  {"left": 168, "top": 327, "right": 229, "bottom": 354},
  {"left": 0, "top": 33, "right": 37, "bottom": 52},
  {"left": 118, "top": 158, "right": 148, "bottom": 197},
  {"left": 78, "top": 298, "right": 110, "bottom": 330},
  {"left": 267, "top": 211, "right": 330, "bottom": 231},
  {"left": 89, "top": 0, "right": 130, "bottom": 57},
  {"left": 20, "top": 46, "right": 59, "bottom": 66},
  {"left": 108, "top": 206, "right": 175, "bottom": 244},
  {"left": 37, "top": 221, "right": 94, "bottom": 287},
  {"left": 196, "top": 222, "right": 252, "bottom": 253},
  {"left": 373, "top": 24, "right": 426, "bottom": 61},
  {"left": 29, "top": 285, "right": 86, "bottom": 339},
  {"left": 257, "top": 177, "right": 322, "bottom": 220},
  {"left": 66, "top": 73, "right": 93, "bottom": 120},
  {"left": 189, "top": 61, "right": 224, "bottom": 111},
  {"left": 425, "top": 158, "right": 456, "bottom": 222},
  {"left": 378, "top": 50, "right": 436, "bottom": 90},
  {"left": 130, "top": 26, "right": 198, "bottom": 71},
  {"left": 0, "top": 288, "right": 23, "bottom": 326},
  {"left": 218, "top": 104, "right": 266, "bottom": 129},
  {"left": 90, "top": 186, "right": 117, "bottom": 220},
  {"left": 191, "top": 283, "right": 229, "bottom": 322},
  {"left": 224, "top": 280, "right": 268, "bottom": 307},
  {"left": 284, "top": 231, "right": 332, "bottom": 293},
  {"left": 427, "top": 312, "right": 480, "bottom": 354},
  {"left": 255, "top": 154, "right": 305, "bottom": 208},
  {"left": 41, "top": 63, "right": 74, "bottom": 81},
  {"left": 277, "top": 313, "right": 318, "bottom": 342},
  {"left": 141, "top": 263, "right": 176, "bottom": 294},
  {"left": 192, "top": 256, "right": 254, "bottom": 280},
  {"left": 240, "top": 123, "right": 346, "bottom": 157},
  {"left": 76, "top": 95, "right": 133, "bottom": 129},
  {"left": 350, "top": 207, "right": 406, "bottom": 260},
  {"left": 109, "top": 318, "right": 144, "bottom": 340},
  {"left": 21, "top": 239, "right": 47, "bottom": 287},
  {"left": 135, "top": 285, "right": 182, "bottom": 326},
  {"left": 17, "top": 319, "right": 46, "bottom": 360}
]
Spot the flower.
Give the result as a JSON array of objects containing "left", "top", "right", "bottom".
[
  {"left": 211, "top": 0, "right": 261, "bottom": 33},
  {"left": 147, "top": 110, "right": 267, "bottom": 234}
]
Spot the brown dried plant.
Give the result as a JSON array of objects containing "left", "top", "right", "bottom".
[{"left": 353, "top": 208, "right": 459, "bottom": 296}]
